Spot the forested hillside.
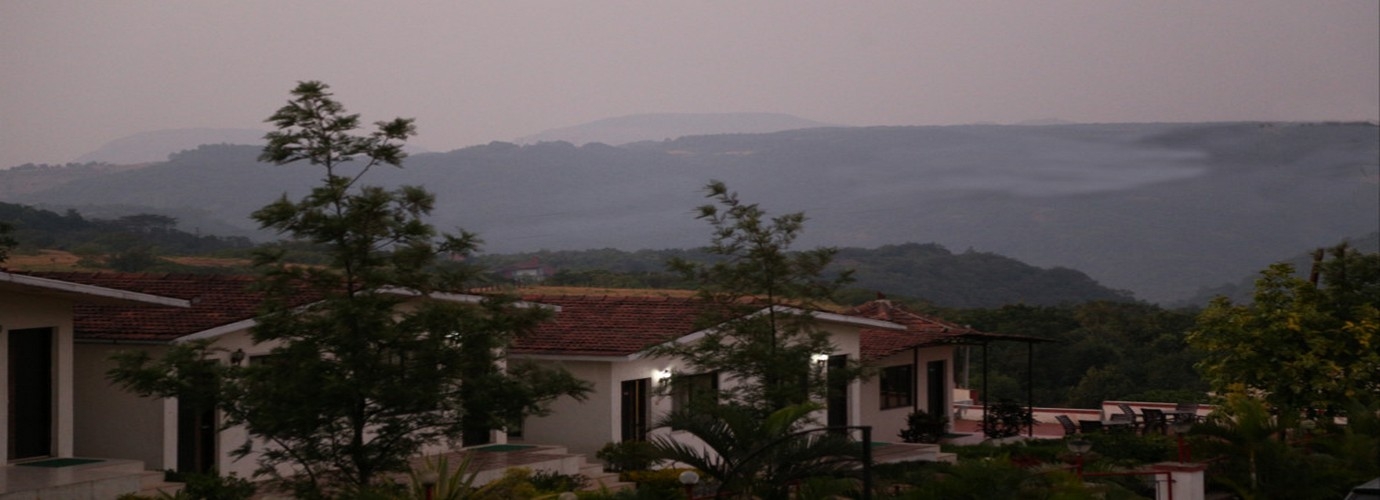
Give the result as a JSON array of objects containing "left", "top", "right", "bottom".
[{"left": 2, "top": 122, "right": 1374, "bottom": 303}]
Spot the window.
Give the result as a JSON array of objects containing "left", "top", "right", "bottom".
[
  {"left": 879, "top": 364, "right": 914, "bottom": 410},
  {"left": 671, "top": 372, "right": 719, "bottom": 415}
]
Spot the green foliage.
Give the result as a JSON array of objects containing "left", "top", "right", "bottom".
[
  {"left": 1191, "top": 392, "right": 1380, "bottom": 499},
  {"left": 527, "top": 469, "right": 589, "bottom": 493},
  {"left": 0, "top": 201, "right": 253, "bottom": 260},
  {"left": 475, "top": 243, "right": 1133, "bottom": 308},
  {"left": 874, "top": 457, "right": 1115, "bottom": 500},
  {"left": 108, "top": 81, "right": 589, "bottom": 497},
  {"left": 981, "top": 400, "right": 1032, "bottom": 439},
  {"left": 405, "top": 455, "right": 478, "bottom": 500},
  {"left": 594, "top": 441, "right": 661, "bottom": 473},
  {"left": 617, "top": 468, "right": 696, "bottom": 497},
  {"left": 836, "top": 243, "right": 1134, "bottom": 307},
  {"left": 1080, "top": 432, "right": 1174, "bottom": 465},
  {"left": 959, "top": 301, "right": 1205, "bottom": 408},
  {"left": 650, "top": 403, "right": 862, "bottom": 500},
  {"left": 653, "top": 180, "right": 856, "bottom": 415},
  {"left": 0, "top": 219, "right": 15, "bottom": 263},
  {"left": 898, "top": 409, "right": 949, "bottom": 444},
  {"left": 1188, "top": 244, "right": 1380, "bottom": 415}
]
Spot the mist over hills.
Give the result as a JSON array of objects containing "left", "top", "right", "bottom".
[
  {"left": 514, "top": 112, "right": 834, "bottom": 146},
  {"left": 2, "top": 121, "right": 1375, "bottom": 304}
]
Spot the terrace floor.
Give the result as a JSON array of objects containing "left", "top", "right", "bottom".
[{"left": 0, "top": 458, "right": 155, "bottom": 500}]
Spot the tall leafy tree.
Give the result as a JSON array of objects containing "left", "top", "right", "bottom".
[
  {"left": 0, "top": 220, "right": 15, "bottom": 263},
  {"left": 656, "top": 180, "right": 856, "bottom": 415},
  {"left": 1188, "top": 244, "right": 1380, "bottom": 416},
  {"left": 112, "top": 81, "right": 587, "bottom": 497},
  {"left": 648, "top": 182, "right": 865, "bottom": 497}
]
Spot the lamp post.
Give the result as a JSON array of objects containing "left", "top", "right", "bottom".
[
  {"left": 420, "top": 471, "right": 439, "bottom": 500},
  {"left": 679, "top": 470, "right": 699, "bottom": 500},
  {"left": 1299, "top": 419, "right": 1317, "bottom": 455},
  {"left": 1067, "top": 438, "right": 1091, "bottom": 480},
  {"left": 1171, "top": 419, "right": 1193, "bottom": 463}
]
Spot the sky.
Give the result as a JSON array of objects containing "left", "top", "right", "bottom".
[{"left": 1, "top": 1, "right": 1376, "bottom": 169}]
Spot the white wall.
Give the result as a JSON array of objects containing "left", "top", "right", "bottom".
[
  {"left": 516, "top": 359, "right": 615, "bottom": 455},
  {"left": 858, "top": 345, "right": 955, "bottom": 443},
  {"left": 73, "top": 343, "right": 171, "bottom": 469}
]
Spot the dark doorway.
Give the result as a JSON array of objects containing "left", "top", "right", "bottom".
[
  {"left": 8, "top": 327, "right": 54, "bottom": 460},
  {"left": 462, "top": 419, "right": 491, "bottom": 447},
  {"left": 620, "top": 378, "right": 650, "bottom": 441},
  {"left": 176, "top": 366, "right": 217, "bottom": 474},
  {"left": 927, "top": 360, "right": 947, "bottom": 416},
  {"left": 826, "top": 354, "right": 849, "bottom": 428}
]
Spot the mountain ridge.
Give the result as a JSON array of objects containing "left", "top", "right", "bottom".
[{"left": 2, "top": 121, "right": 1375, "bottom": 304}]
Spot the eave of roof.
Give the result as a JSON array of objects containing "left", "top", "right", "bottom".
[{"left": 1, "top": 271, "right": 191, "bottom": 308}]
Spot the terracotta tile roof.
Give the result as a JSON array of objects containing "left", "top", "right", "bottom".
[
  {"left": 511, "top": 294, "right": 715, "bottom": 357},
  {"left": 23, "top": 272, "right": 319, "bottom": 343},
  {"left": 847, "top": 299, "right": 1007, "bottom": 360}
]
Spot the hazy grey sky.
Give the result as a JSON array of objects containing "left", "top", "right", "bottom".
[{"left": 2, "top": 1, "right": 1376, "bottom": 168}]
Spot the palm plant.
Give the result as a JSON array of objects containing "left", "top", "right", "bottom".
[
  {"left": 650, "top": 403, "right": 863, "bottom": 499},
  {"left": 1193, "top": 391, "right": 1281, "bottom": 494}
]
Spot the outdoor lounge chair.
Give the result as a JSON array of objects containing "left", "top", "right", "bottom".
[
  {"left": 1108, "top": 413, "right": 1138, "bottom": 432},
  {"left": 1141, "top": 408, "right": 1168, "bottom": 435},
  {"left": 1056, "top": 415, "right": 1078, "bottom": 436},
  {"left": 1116, "top": 403, "right": 1138, "bottom": 420},
  {"left": 1174, "top": 402, "right": 1201, "bottom": 423},
  {"left": 1078, "top": 420, "right": 1104, "bottom": 433}
]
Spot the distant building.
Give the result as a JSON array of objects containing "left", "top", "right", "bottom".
[{"left": 500, "top": 258, "right": 556, "bottom": 284}]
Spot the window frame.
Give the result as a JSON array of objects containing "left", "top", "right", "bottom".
[{"left": 879, "top": 364, "right": 915, "bottom": 410}]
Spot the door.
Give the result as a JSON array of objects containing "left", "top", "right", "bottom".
[
  {"left": 620, "top": 378, "right": 650, "bottom": 441},
  {"left": 8, "top": 328, "right": 54, "bottom": 460},
  {"left": 176, "top": 365, "right": 217, "bottom": 473},
  {"left": 826, "top": 354, "right": 849, "bottom": 428},
  {"left": 927, "top": 360, "right": 947, "bottom": 416}
]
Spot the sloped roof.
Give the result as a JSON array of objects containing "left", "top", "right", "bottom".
[
  {"left": 1, "top": 270, "right": 190, "bottom": 308},
  {"left": 511, "top": 294, "right": 714, "bottom": 357},
  {"left": 511, "top": 294, "right": 909, "bottom": 359},
  {"left": 846, "top": 299, "right": 1047, "bottom": 360},
  {"left": 24, "top": 272, "right": 318, "bottom": 343}
]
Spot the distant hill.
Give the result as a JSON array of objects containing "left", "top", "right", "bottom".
[
  {"left": 473, "top": 243, "right": 1130, "bottom": 308},
  {"left": 73, "top": 128, "right": 268, "bottom": 165},
  {"left": 514, "top": 112, "right": 833, "bottom": 146},
  {"left": 2, "top": 121, "right": 1375, "bottom": 304},
  {"left": 1176, "top": 232, "right": 1380, "bottom": 307}
]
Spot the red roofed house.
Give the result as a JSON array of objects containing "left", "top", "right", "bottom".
[
  {"left": 47, "top": 272, "right": 311, "bottom": 480},
  {"left": 16, "top": 270, "right": 1020, "bottom": 488},
  {"left": 43, "top": 272, "right": 515, "bottom": 481},
  {"left": 2, "top": 270, "right": 189, "bottom": 497},
  {"left": 507, "top": 295, "right": 1000, "bottom": 457}
]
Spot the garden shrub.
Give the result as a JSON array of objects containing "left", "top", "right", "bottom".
[
  {"left": 981, "top": 399, "right": 1033, "bottom": 439},
  {"left": 898, "top": 409, "right": 949, "bottom": 444},
  {"left": 595, "top": 441, "right": 661, "bottom": 472},
  {"left": 528, "top": 469, "right": 589, "bottom": 493}
]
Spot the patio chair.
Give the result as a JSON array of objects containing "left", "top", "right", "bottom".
[
  {"left": 1078, "top": 420, "right": 1104, "bottom": 433},
  {"left": 1055, "top": 415, "right": 1078, "bottom": 436},
  {"left": 1174, "top": 402, "right": 1201, "bottom": 423},
  {"left": 1116, "top": 403, "right": 1138, "bottom": 420},
  {"left": 1141, "top": 408, "right": 1167, "bottom": 435},
  {"left": 1108, "top": 413, "right": 1138, "bottom": 432}
]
